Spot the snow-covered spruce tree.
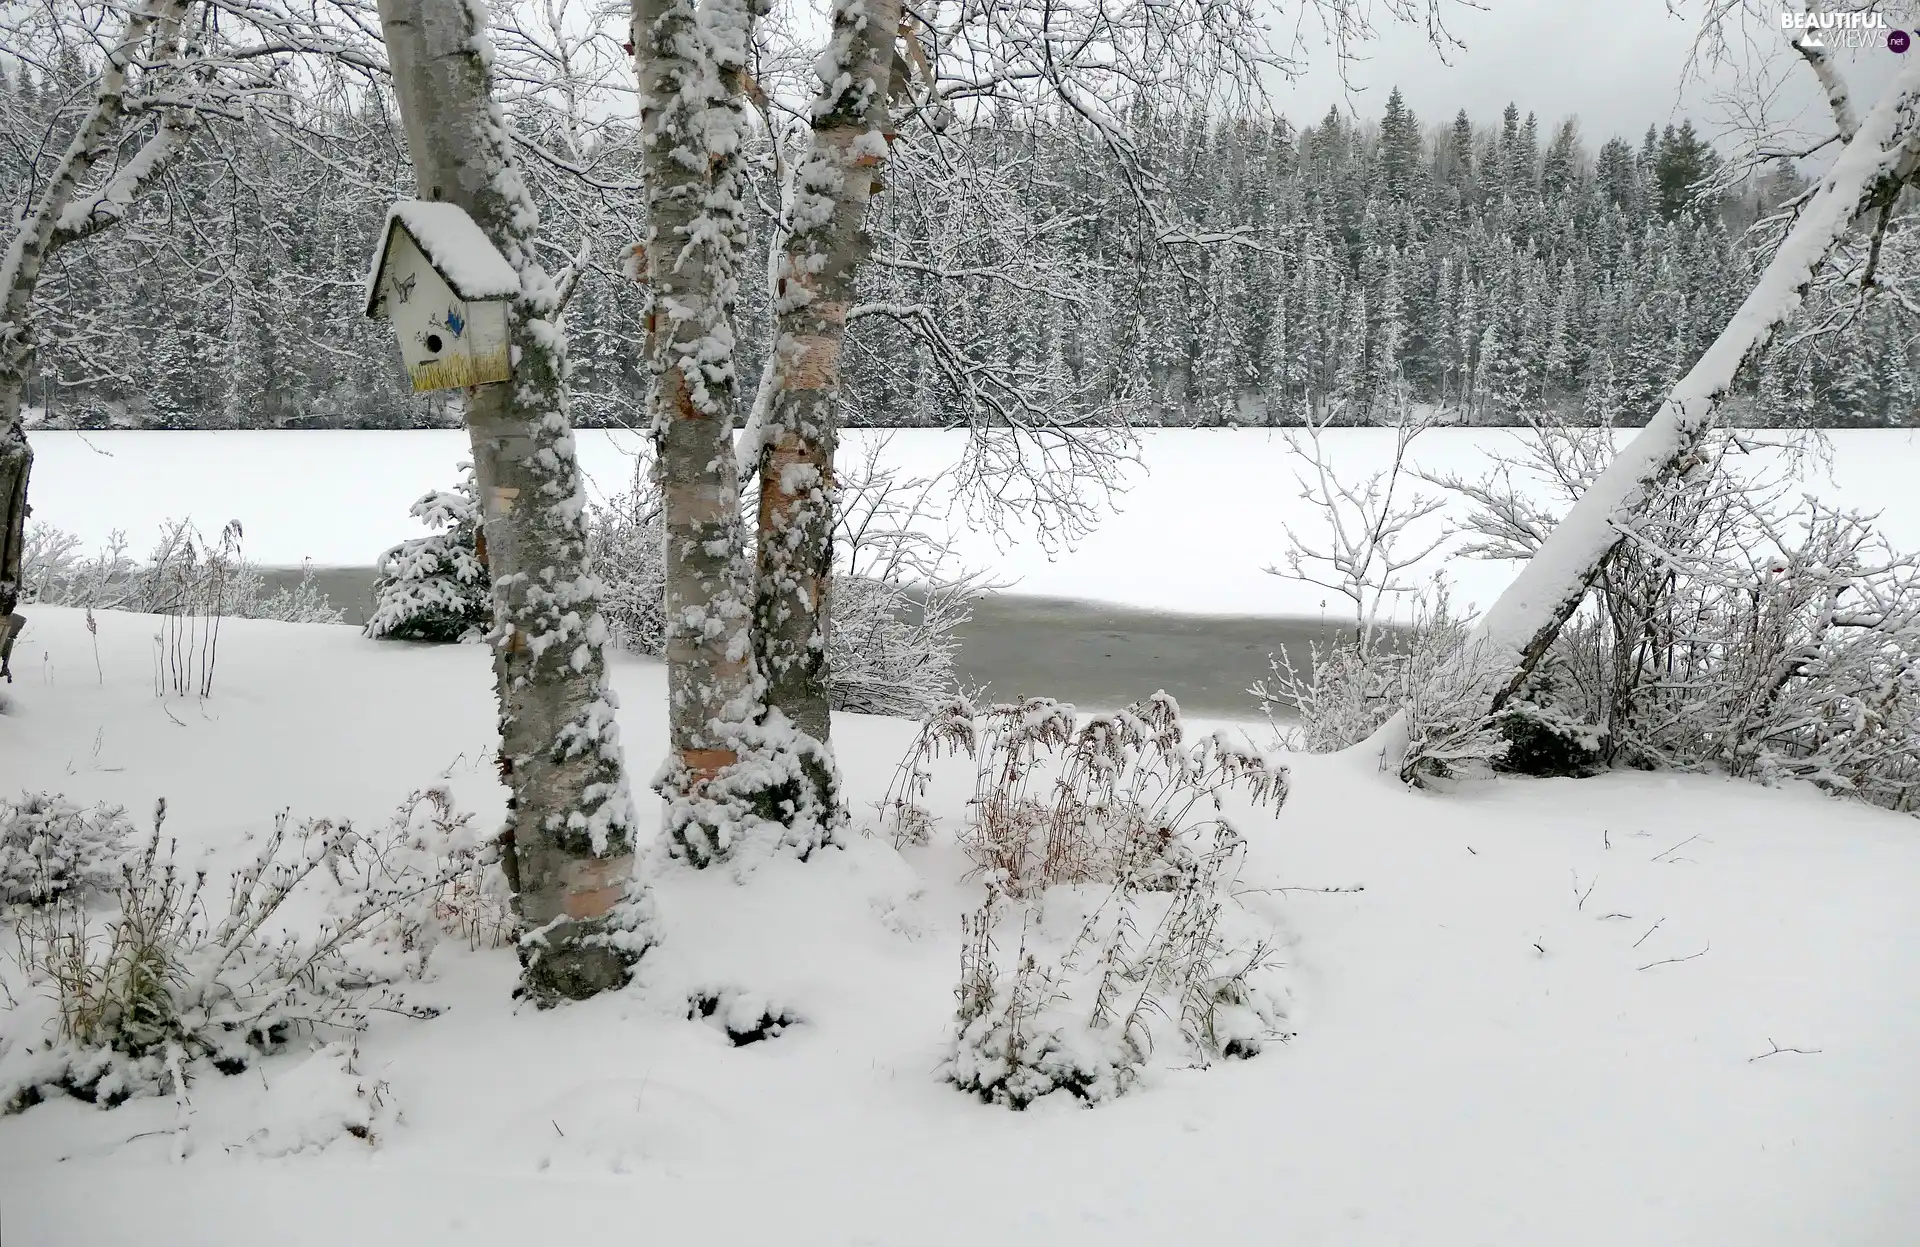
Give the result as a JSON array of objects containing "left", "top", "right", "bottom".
[
  {"left": 365, "top": 466, "right": 491, "bottom": 643},
  {"left": 376, "top": 0, "right": 649, "bottom": 1003},
  {"left": 744, "top": 0, "right": 904, "bottom": 823},
  {"left": 1437, "top": 53, "right": 1920, "bottom": 737}
]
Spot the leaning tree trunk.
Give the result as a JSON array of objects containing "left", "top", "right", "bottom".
[
  {"left": 0, "top": 401, "right": 28, "bottom": 641},
  {"left": 378, "top": 0, "right": 646, "bottom": 1004},
  {"left": 1465, "top": 57, "right": 1920, "bottom": 712},
  {"left": 750, "top": 0, "right": 904, "bottom": 808}
]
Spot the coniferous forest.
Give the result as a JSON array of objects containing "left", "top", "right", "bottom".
[{"left": 6, "top": 67, "right": 1913, "bottom": 431}]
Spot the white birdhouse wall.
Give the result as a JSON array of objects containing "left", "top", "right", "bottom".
[{"left": 376, "top": 229, "right": 512, "bottom": 392}]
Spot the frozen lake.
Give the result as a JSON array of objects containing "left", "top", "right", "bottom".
[
  {"left": 32, "top": 427, "right": 1920, "bottom": 618},
  {"left": 30, "top": 426, "right": 1920, "bottom": 717},
  {"left": 255, "top": 565, "right": 1344, "bottom": 719}
]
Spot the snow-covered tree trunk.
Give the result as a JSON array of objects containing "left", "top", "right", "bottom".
[
  {"left": 378, "top": 0, "right": 646, "bottom": 1003},
  {"left": 1467, "top": 58, "right": 1920, "bottom": 710},
  {"left": 0, "top": 0, "right": 195, "bottom": 628},
  {"left": 747, "top": 0, "right": 903, "bottom": 802},
  {"left": 639, "top": 0, "right": 821, "bottom": 865}
]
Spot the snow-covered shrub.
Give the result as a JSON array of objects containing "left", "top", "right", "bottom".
[
  {"left": 890, "top": 693, "right": 1291, "bottom": 1108},
  {"left": 365, "top": 466, "right": 490, "bottom": 643},
  {"left": 826, "top": 443, "right": 986, "bottom": 719},
  {"left": 0, "top": 793, "right": 468, "bottom": 1114},
  {"left": 240, "top": 1039, "right": 397, "bottom": 1154},
  {"left": 1442, "top": 421, "right": 1920, "bottom": 810},
  {"left": 325, "top": 786, "right": 513, "bottom": 954},
  {"left": 876, "top": 695, "right": 977, "bottom": 848},
  {"left": 20, "top": 521, "right": 344, "bottom": 627},
  {"left": 257, "top": 561, "right": 351, "bottom": 625},
  {"left": 1496, "top": 667, "right": 1606, "bottom": 778},
  {"left": 1256, "top": 581, "right": 1511, "bottom": 783},
  {"left": 1260, "top": 400, "right": 1509, "bottom": 782},
  {"left": 19, "top": 525, "right": 135, "bottom": 608},
  {"left": 585, "top": 461, "right": 666, "bottom": 655},
  {"left": 954, "top": 694, "right": 1286, "bottom": 896},
  {"left": 0, "top": 793, "right": 134, "bottom": 906},
  {"left": 949, "top": 826, "right": 1289, "bottom": 1110}
]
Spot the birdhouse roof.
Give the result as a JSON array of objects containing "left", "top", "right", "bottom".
[{"left": 363, "top": 200, "right": 520, "bottom": 315}]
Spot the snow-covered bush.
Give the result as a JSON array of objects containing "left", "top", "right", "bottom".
[
  {"left": 825, "top": 442, "right": 986, "bottom": 719},
  {"left": 687, "top": 989, "right": 800, "bottom": 1046},
  {"left": 948, "top": 824, "right": 1289, "bottom": 1110},
  {"left": 365, "top": 466, "right": 490, "bottom": 643},
  {"left": 584, "top": 460, "right": 666, "bottom": 655},
  {"left": 0, "top": 793, "right": 135, "bottom": 906},
  {"left": 1255, "top": 581, "right": 1511, "bottom": 783},
  {"left": 21, "top": 520, "right": 345, "bottom": 626},
  {"left": 0, "top": 791, "right": 474, "bottom": 1114},
  {"left": 888, "top": 694, "right": 1291, "bottom": 1108},
  {"left": 1259, "top": 400, "right": 1508, "bottom": 782},
  {"left": 259, "top": 561, "right": 352, "bottom": 625},
  {"left": 1441, "top": 421, "right": 1920, "bottom": 811},
  {"left": 19, "top": 525, "right": 135, "bottom": 608},
  {"left": 877, "top": 695, "right": 977, "bottom": 848}
]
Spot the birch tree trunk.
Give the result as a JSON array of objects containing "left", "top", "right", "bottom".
[
  {"left": 749, "top": 0, "right": 903, "bottom": 802},
  {"left": 0, "top": 0, "right": 192, "bottom": 631},
  {"left": 1465, "top": 58, "right": 1920, "bottom": 711},
  {"left": 639, "top": 0, "right": 834, "bottom": 864},
  {"left": 378, "top": 0, "right": 648, "bottom": 1003}
]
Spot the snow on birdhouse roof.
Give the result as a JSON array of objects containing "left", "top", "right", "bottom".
[{"left": 363, "top": 200, "right": 520, "bottom": 315}]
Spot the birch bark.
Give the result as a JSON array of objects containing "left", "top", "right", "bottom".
[
  {"left": 378, "top": 0, "right": 648, "bottom": 1003},
  {"left": 749, "top": 0, "right": 904, "bottom": 793}
]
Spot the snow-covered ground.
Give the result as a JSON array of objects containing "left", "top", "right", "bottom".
[
  {"left": 2, "top": 607, "right": 1916, "bottom": 1245},
  {"left": 28, "top": 427, "right": 1920, "bottom": 617}
]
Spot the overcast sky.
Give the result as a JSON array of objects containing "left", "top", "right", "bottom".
[{"left": 1265, "top": 0, "right": 1911, "bottom": 152}]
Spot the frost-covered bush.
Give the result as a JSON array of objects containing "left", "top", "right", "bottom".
[
  {"left": 948, "top": 826, "right": 1289, "bottom": 1110},
  {"left": 887, "top": 694, "right": 1291, "bottom": 1108},
  {"left": 825, "top": 443, "right": 985, "bottom": 719},
  {"left": 0, "top": 791, "right": 473, "bottom": 1114},
  {"left": 365, "top": 466, "right": 491, "bottom": 643},
  {"left": 0, "top": 793, "right": 135, "bottom": 906},
  {"left": 20, "top": 520, "right": 344, "bottom": 626},
  {"left": 585, "top": 462, "right": 666, "bottom": 655},
  {"left": 1255, "top": 581, "right": 1511, "bottom": 783},
  {"left": 1442, "top": 422, "right": 1920, "bottom": 810},
  {"left": 19, "top": 525, "right": 135, "bottom": 608}
]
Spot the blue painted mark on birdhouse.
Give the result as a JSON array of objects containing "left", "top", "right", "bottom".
[{"left": 446, "top": 307, "right": 466, "bottom": 338}]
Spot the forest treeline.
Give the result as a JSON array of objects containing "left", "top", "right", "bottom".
[{"left": 5, "top": 64, "right": 1913, "bottom": 431}]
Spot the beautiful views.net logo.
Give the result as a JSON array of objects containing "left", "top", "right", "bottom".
[{"left": 1780, "top": 8, "right": 1913, "bottom": 51}]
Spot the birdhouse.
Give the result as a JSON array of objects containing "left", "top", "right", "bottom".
[{"left": 363, "top": 201, "right": 518, "bottom": 392}]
